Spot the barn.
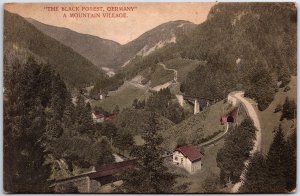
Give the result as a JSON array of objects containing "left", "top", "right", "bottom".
[{"left": 172, "top": 145, "right": 203, "bottom": 173}]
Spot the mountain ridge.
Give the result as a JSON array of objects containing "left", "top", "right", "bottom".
[
  {"left": 26, "top": 18, "right": 122, "bottom": 68},
  {"left": 4, "top": 10, "right": 107, "bottom": 88},
  {"left": 26, "top": 18, "right": 121, "bottom": 45},
  {"left": 28, "top": 18, "right": 196, "bottom": 69}
]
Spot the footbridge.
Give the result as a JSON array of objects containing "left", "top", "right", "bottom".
[{"left": 52, "top": 160, "right": 136, "bottom": 193}]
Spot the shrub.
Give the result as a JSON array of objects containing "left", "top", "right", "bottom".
[
  {"left": 274, "top": 104, "right": 282, "bottom": 113},
  {"left": 281, "top": 97, "right": 296, "bottom": 120},
  {"left": 284, "top": 86, "right": 291, "bottom": 92}
]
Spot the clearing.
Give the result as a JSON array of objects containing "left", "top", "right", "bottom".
[{"left": 90, "top": 82, "right": 146, "bottom": 112}]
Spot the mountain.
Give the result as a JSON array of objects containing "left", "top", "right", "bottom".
[
  {"left": 180, "top": 3, "right": 296, "bottom": 110},
  {"left": 4, "top": 10, "right": 107, "bottom": 88},
  {"left": 123, "top": 3, "right": 296, "bottom": 111},
  {"left": 27, "top": 18, "right": 122, "bottom": 69},
  {"left": 28, "top": 19, "right": 196, "bottom": 69},
  {"left": 116, "top": 20, "right": 196, "bottom": 67}
]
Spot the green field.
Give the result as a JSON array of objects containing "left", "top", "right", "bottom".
[{"left": 90, "top": 84, "right": 146, "bottom": 112}]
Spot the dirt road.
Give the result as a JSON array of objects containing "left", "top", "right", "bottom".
[{"left": 230, "top": 91, "right": 262, "bottom": 192}]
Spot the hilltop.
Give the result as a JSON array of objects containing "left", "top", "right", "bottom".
[{"left": 4, "top": 10, "right": 107, "bottom": 88}]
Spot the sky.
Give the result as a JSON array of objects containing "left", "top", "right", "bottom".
[{"left": 5, "top": 2, "right": 216, "bottom": 44}]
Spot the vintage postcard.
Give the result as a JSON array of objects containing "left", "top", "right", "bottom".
[{"left": 3, "top": 2, "right": 297, "bottom": 193}]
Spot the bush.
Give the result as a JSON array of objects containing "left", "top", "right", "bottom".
[
  {"left": 281, "top": 97, "right": 296, "bottom": 120},
  {"left": 274, "top": 104, "right": 282, "bottom": 113},
  {"left": 284, "top": 86, "right": 291, "bottom": 92}
]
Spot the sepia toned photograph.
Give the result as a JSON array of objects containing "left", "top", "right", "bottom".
[{"left": 3, "top": 2, "right": 297, "bottom": 193}]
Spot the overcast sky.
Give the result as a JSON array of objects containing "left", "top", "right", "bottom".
[{"left": 5, "top": 2, "right": 216, "bottom": 44}]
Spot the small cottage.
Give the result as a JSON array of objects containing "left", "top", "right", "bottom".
[
  {"left": 173, "top": 145, "right": 203, "bottom": 173},
  {"left": 91, "top": 111, "right": 105, "bottom": 123}
]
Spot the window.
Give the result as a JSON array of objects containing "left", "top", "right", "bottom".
[{"left": 174, "top": 156, "right": 178, "bottom": 161}]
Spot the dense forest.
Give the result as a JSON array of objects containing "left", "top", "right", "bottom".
[
  {"left": 3, "top": 46, "right": 115, "bottom": 192},
  {"left": 3, "top": 43, "right": 185, "bottom": 193},
  {"left": 217, "top": 118, "right": 257, "bottom": 185},
  {"left": 240, "top": 126, "right": 296, "bottom": 193},
  {"left": 216, "top": 119, "right": 296, "bottom": 193},
  {"left": 125, "top": 3, "right": 296, "bottom": 111}
]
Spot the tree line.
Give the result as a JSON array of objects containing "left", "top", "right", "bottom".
[
  {"left": 240, "top": 126, "right": 296, "bottom": 193},
  {"left": 4, "top": 53, "right": 116, "bottom": 193}
]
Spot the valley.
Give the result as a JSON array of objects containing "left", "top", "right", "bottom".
[{"left": 4, "top": 2, "right": 297, "bottom": 194}]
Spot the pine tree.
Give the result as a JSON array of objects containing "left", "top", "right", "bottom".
[
  {"left": 119, "top": 113, "right": 177, "bottom": 193},
  {"left": 278, "top": 65, "right": 291, "bottom": 87},
  {"left": 285, "top": 130, "right": 296, "bottom": 191},
  {"left": 115, "top": 132, "right": 134, "bottom": 154},
  {"left": 75, "top": 95, "right": 94, "bottom": 134},
  {"left": 264, "top": 125, "right": 287, "bottom": 193},
  {"left": 62, "top": 98, "right": 75, "bottom": 131},
  {"left": 4, "top": 58, "right": 52, "bottom": 192},
  {"left": 203, "top": 171, "right": 220, "bottom": 193},
  {"left": 239, "top": 152, "right": 267, "bottom": 193},
  {"left": 216, "top": 118, "right": 256, "bottom": 184},
  {"left": 102, "top": 122, "right": 118, "bottom": 145},
  {"left": 88, "top": 138, "right": 115, "bottom": 167},
  {"left": 281, "top": 97, "right": 296, "bottom": 120}
]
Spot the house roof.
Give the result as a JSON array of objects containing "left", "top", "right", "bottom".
[
  {"left": 54, "top": 160, "right": 136, "bottom": 184},
  {"left": 92, "top": 111, "right": 105, "bottom": 118},
  {"left": 175, "top": 145, "right": 203, "bottom": 162},
  {"left": 89, "top": 160, "right": 136, "bottom": 179}
]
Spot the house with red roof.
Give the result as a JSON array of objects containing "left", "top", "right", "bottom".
[
  {"left": 173, "top": 145, "right": 203, "bottom": 173},
  {"left": 91, "top": 111, "right": 105, "bottom": 123}
]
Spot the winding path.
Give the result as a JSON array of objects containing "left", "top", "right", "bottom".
[
  {"left": 199, "top": 123, "right": 231, "bottom": 147},
  {"left": 159, "top": 63, "right": 178, "bottom": 83},
  {"left": 230, "top": 91, "right": 262, "bottom": 193},
  {"left": 150, "top": 63, "right": 178, "bottom": 92}
]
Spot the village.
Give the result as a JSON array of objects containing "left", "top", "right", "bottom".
[
  {"left": 4, "top": 2, "right": 296, "bottom": 194},
  {"left": 53, "top": 84, "right": 245, "bottom": 193}
]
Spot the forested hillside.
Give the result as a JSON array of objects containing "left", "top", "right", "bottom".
[
  {"left": 27, "top": 18, "right": 122, "bottom": 68},
  {"left": 181, "top": 3, "right": 296, "bottom": 110},
  {"left": 125, "top": 3, "right": 296, "bottom": 111},
  {"left": 4, "top": 45, "right": 114, "bottom": 193},
  {"left": 4, "top": 10, "right": 107, "bottom": 88}
]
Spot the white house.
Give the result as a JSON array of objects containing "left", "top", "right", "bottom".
[
  {"left": 173, "top": 145, "right": 203, "bottom": 173},
  {"left": 91, "top": 111, "right": 105, "bottom": 123}
]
